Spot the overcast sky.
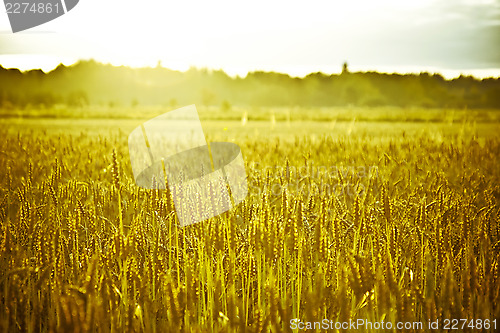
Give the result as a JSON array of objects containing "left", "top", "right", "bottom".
[{"left": 0, "top": 0, "right": 499, "bottom": 78}]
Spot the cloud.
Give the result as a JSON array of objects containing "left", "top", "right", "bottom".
[{"left": 339, "top": 0, "right": 500, "bottom": 69}]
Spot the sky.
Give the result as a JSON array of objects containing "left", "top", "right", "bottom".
[{"left": 0, "top": 0, "right": 499, "bottom": 78}]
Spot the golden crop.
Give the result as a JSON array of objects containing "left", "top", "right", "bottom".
[{"left": 0, "top": 123, "right": 499, "bottom": 332}]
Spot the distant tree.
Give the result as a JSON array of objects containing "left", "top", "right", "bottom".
[
  {"left": 201, "top": 88, "right": 216, "bottom": 106},
  {"left": 2, "top": 60, "right": 500, "bottom": 109},
  {"left": 344, "top": 85, "right": 359, "bottom": 105},
  {"left": 32, "top": 91, "right": 58, "bottom": 108},
  {"left": 342, "top": 62, "right": 349, "bottom": 75},
  {"left": 221, "top": 100, "right": 231, "bottom": 112},
  {"left": 485, "top": 88, "right": 500, "bottom": 108},
  {"left": 169, "top": 98, "right": 178, "bottom": 108},
  {"left": 67, "top": 90, "right": 89, "bottom": 107}
]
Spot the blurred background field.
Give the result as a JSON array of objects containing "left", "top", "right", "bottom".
[
  {"left": 2, "top": 106, "right": 499, "bottom": 139},
  {"left": 1, "top": 106, "right": 498, "bottom": 179}
]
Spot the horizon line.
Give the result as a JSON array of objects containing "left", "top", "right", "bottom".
[{"left": 1, "top": 58, "right": 499, "bottom": 81}]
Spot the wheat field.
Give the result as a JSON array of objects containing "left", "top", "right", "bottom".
[{"left": 0, "top": 114, "right": 499, "bottom": 332}]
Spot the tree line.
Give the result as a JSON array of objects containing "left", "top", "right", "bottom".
[{"left": 0, "top": 60, "right": 499, "bottom": 109}]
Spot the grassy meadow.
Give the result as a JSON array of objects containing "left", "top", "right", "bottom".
[{"left": 0, "top": 106, "right": 499, "bottom": 332}]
